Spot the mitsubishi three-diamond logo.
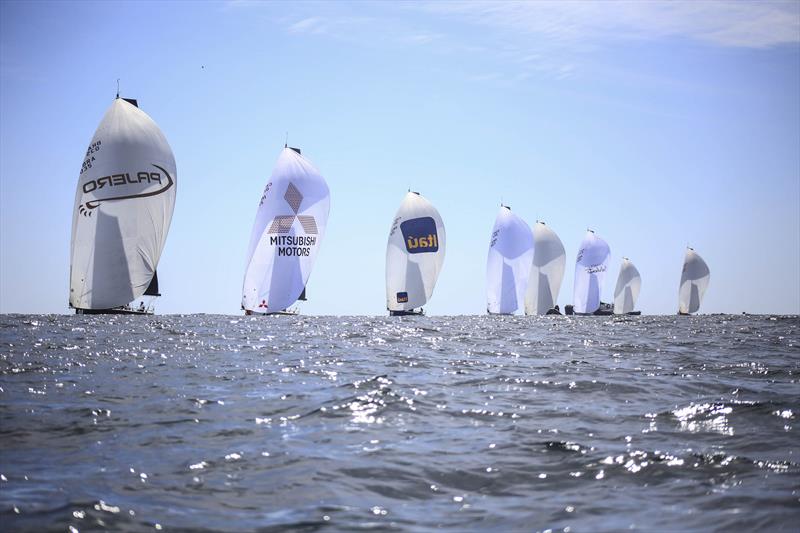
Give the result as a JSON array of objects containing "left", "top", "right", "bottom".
[
  {"left": 265, "top": 182, "right": 319, "bottom": 259},
  {"left": 268, "top": 183, "right": 317, "bottom": 234}
]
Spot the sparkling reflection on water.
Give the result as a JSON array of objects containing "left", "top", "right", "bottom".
[{"left": 1, "top": 313, "right": 798, "bottom": 531}]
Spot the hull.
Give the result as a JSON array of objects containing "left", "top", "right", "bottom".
[
  {"left": 389, "top": 309, "right": 424, "bottom": 317},
  {"left": 75, "top": 307, "right": 152, "bottom": 315},
  {"left": 245, "top": 309, "right": 297, "bottom": 316}
]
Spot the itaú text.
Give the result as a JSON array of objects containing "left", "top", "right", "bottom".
[{"left": 82, "top": 171, "right": 163, "bottom": 193}]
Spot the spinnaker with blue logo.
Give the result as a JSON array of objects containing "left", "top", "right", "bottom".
[
  {"left": 69, "top": 97, "right": 177, "bottom": 314},
  {"left": 678, "top": 248, "right": 710, "bottom": 315},
  {"left": 486, "top": 206, "right": 534, "bottom": 314},
  {"left": 525, "top": 221, "right": 566, "bottom": 315},
  {"left": 572, "top": 230, "right": 611, "bottom": 315},
  {"left": 613, "top": 258, "right": 642, "bottom": 315},
  {"left": 386, "top": 191, "right": 446, "bottom": 315},
  {"left": 242, "top": 147, "right": 330, "bottom": 314}
]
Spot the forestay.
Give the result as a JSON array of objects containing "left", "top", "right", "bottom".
[
  {"left": 573, "top": 231, "right": 611, "bottom": 314},
  {"left": 678, "top": 248, "right": 710, "bottom": 314},
  {"left": 613, "top": 258, "right": 642, "bottom": 314},
  {"left": 242, "top": 148, "right": 330, "bottom": 313},
  {"left": 386, "top": 192, "right": 446, "bottom": 311},
  {"left": 525, "top": 221, "right": 566, "bottom": 315},
  {"left": 69, "top": 98, "right": 177, "bottom": 310},
  {"left": 486, "top": 206, "right": 534, "bottom": 314}
]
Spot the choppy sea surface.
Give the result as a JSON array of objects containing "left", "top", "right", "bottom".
[{"left": 1, "top": 314, "right": 798, "bottom": 532}]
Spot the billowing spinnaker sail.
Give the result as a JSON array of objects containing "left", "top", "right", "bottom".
[
  {"left": 678, "top": 248, "right": 710, "bottom": 314},
  {"left": 613, "top": 258, "right": 641, "bottom": 314},
  {"left": 69, "top": 98, "right": 177, "bottom": 310},
  {"left": 525, "top": 221, "right": 566, "bottom": 315},
  {"left": 242, "top": 148, "right": 330, "bottom": 313},
  {"left": 386, "top": 192, "right": 446, "bottom": 311},
  {"left": 573, "top": 231, "right": 611, "bottom": 314},
  {"left": 486, "top": 206, "right": 534, "bottom": 314}
]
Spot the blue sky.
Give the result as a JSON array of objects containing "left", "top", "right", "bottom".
[{"left": 1, "top": 0, "right": 798, "bottom": 315}]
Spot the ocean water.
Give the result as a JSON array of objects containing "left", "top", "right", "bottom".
[{"left": 1, "top": 314, "right": 798, "bottom": 532}]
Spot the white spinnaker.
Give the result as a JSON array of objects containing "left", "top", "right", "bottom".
[
  {"left": 573, "top": 231, "right": 611, "bottom": 314},
  {"left": 678, "top": 248, "right": 710, "bottom": 314},
  {"left": 69, "top": 98, "right": 177, "bottom": 310},
  {"left": 613, "top": 258, "right": 642, "bottom": 314},
  {"left": 386, "top": 192, "right": 446, "bottom": 311},
  {"left": 525, "top": 222, "right": 566, "bottom": 315},
  {"left": 486, "top": 206, "right": 534, "bottom": 314},
  {"left": 242, "top": 148, "right": 330, "bottom": 313}
]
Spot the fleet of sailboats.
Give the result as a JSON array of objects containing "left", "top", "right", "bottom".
[
  {"left": 69, "top": 96, "right": 177, "bottom": 315},
  {"left": 385, "top": 191, "right": 446, "bottom": 316},
  {"left": 68, "top": 96, "right": 715, "bottom": 317},
  {"left": 241, "top": 147, "right": 330, "bottom": 315}
]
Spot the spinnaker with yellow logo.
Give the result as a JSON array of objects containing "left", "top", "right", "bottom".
[
  {"left": 242, "top": 147, "right": 330, "bottom": 314},
  {"left": 525, "top": 221, "right": 566, "bottom": 315},
  {"left": 386, "top": 191, "right": 446, "bottom": 315},
  {"left": 69, "top": 97, "right": 177, "bottom": 313},
  {"left": 486, "top": 206, "right": 534, "bottom": 315},
  {"left": 572, "top": 230, "right": 611, "bottom": 314},
  {"left": 613, "top": 258, "right": 642, "bottom": 315},
  {"left": 678, "top": 248, "right": 710, "bottom": 315}
]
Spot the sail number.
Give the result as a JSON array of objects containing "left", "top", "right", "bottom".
[
  {"left": 80, "top": 141, "right": 102, "bottom": 175},
  {"left": 490, "top": 229, "right": 499, "bottom": 247}
]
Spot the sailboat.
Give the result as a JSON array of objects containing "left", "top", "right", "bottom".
[
  {"left": 570, "top": 230, "right": 612, "bottom": 316},
  {"left": 386, "top": 191, "right": 446, "bottom": 316},
  {"left": 242, "top": 147, "right": 330, "bottom": 315},
  {"left": 486, "top": 206, "right": 534, "bottom": 314},
  {"left": 69, "top": 96, "right": 177, "bottom": 315},
  {"left": 525, "top": 221, "right": 566, "bottom": 315},
  {"left": 613, "top": 258, "right": 642, "bottom": 315},
  {"left": 678, "top": 247, "right": 710, "bottom": 315}
]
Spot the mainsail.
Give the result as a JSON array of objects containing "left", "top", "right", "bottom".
[
  {"left": 242, "top": 147, "right": 330, "bottom": 314},
  {"left": 678, "top": 248, "right": 710, "bottom": 314},
  {"left": 486, "top": 206, "right": 534, "bottom": 314},
  {"left": 69, "top": 97, "right": 177, "bottom": 310},
  {"left": 572, "top": 230, "right": 611, "bottom": 314},
  {"left": 525, "top": 221, "right": 566, "bottom": 315},
  {"left": 386, "top": 192, "right": 446, "bottom": 312},
  {"left": 613, "top": 258, "right": 641, "bottom": 314}
]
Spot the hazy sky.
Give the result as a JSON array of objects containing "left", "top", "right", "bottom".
[{"left": 1, "top": 0, "right": 798, "bottom": 315}]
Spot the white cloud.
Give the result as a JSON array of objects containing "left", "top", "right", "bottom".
[{"left": 418, "top": 0, "right": 800, "bottom": 49}]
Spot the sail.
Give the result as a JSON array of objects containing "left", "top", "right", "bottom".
[
  {"left": 143, "top": 270, "right": 160, "bottom": 297},
  {"left": 386, "top": 192, "right": 446, "bottom": 311},
  {"left": 572, "top": 231, "right": 611, "bottom": 314},
  {"left": 525, "top": 221, "right": 566, "bottom": 315},
  {"left": 613, "top": 258, "right": 641, "bottom": 314},
  {"left": 242, "top": 147, "right": 330, "bottom": 313},
  {"left": 678, "top": 248, "right": 710, "bottom": 314},
  {"left": 69, "top": 98, "right": 177, "bottom": 310},
  {"left": 486, "top": 206, "right": 534, "bottom": 314}
]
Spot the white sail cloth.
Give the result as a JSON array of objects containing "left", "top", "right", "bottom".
[
  {"left": 573, "top": 231, "right": 611, "bottom": 314},
  {"left": 386, "top": 192, "right": 446, "bottom": 311},
  {"left": 525, "top": 221, "right": 566, "bottom": 315},
  {"left": 242, "top": 148, "right": 330, "bottom": 313},
  {"left": 69, "top": 98, "right": 177, "bottom": 310},
  {"left": 678, "top": 248, "right": 710, "bottom": 314},
  {"left": 486, "top": 206, "right": 534, "bottom": 314},
  {"left": 613, "top": 258, "right": 641, "bottom": 314}
]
